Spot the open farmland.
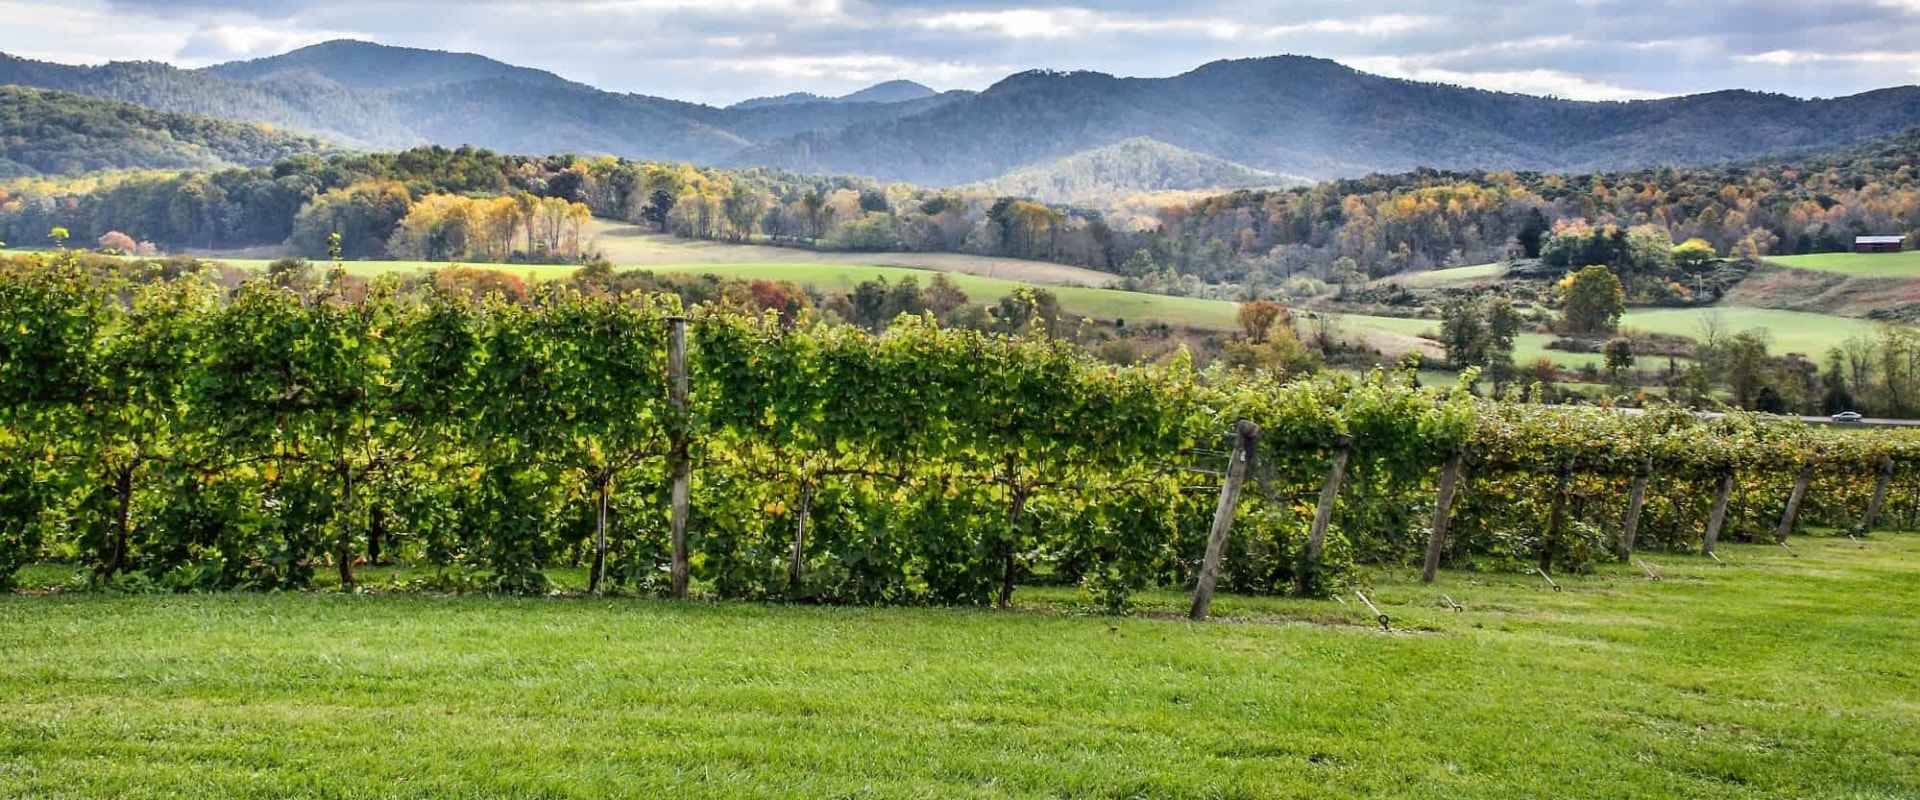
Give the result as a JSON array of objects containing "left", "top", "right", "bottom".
[
  {"left": 1768, "top": 250, "right": 1920, "bottom": 278},
  {"left": 4, "top": 534, "right": 1917, "bottom": 799},
  {"left": 1619, "top": 307, "right": 1890, "bottom": 356}
]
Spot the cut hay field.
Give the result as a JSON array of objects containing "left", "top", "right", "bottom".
[
  {"left": 3, "top": 533, "right": 1917, "bottom": 798},
  {"left": 1768, "top": 250, "right": 1920, "bottom": 277}
]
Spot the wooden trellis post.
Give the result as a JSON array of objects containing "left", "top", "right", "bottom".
[
  {"left": 1297, "top": 434, "right": 1352, "bottom": 597},
  {"left": 1539, "top": 464, "right": 1573, "bottom": 572},
  {"left": 1775, "top": 460, "right": 1815, "bottom": 543},
  {"left": 1702, "top": 470, "right": 1735, "bottom": 556},
  {"left": 667, "top": 315, "right": 691, "bottom": 599},
  {"left": 788, "top": 482, "right": 815, "bottom": 596},
  {"left": 1421, "top": 450, "right": 1465, "bottom": 583},
  {"left": 1620, "top": 458, "right": 1652, "bottom": 560},
  {"left": 1862, "top": 458, "right": 1894, "bottom": 534},
  {"left": 1190, "top": 421, "right": 1258, "bottom": 620}
]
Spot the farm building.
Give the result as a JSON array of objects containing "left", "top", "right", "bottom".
[{"left": 1854, "top": 235, "right": 1905, "bottom": 253}]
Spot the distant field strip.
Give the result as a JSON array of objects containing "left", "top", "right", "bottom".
[
  {"left": 1767, "top": 250, "right": 1920, "bottom": 277},
  {"left": 1620, "top": 307, "right": 1890, "bottom": 355}
]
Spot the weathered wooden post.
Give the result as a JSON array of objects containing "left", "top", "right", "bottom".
[
  {"left": 1620, "top": 458, "right": 1652, "bottom": 560},
  {"left": 1421, "top": 450, "right": 1466, "bottom": 583},
  {"left": 1539, "top": 464, "right": 1573, "bottom": 572},
  {"left": 1190, "top": 421, "right": 1258, "bottom": 620},
  {"left": 589, "top": 476, "right": 611, "bottom": 594},
  {"left": 1775, "top": 460, "right": 1815, "bottom": 543},
  {"left": 1702, "top": 470, "right": 1735, "bottom": 556},
  {"left": 787, "top": 482, "right": 815, "bottom": 596},
  {"left": 1862, "top": 457, "right": 1894, "bottom": 534},
  {"left": 667, "top": 315, "right": 691, "bottom": 599},
  {"left": 1297, "top": 434, "right": 1353, "bottom": 597}
]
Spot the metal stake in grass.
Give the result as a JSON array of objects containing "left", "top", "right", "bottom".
[
  {"left": 1536, "top": 567, "right": 1562, "bottom": 592},
  {"left": 1636, "top": 559, "right": 1662, "bottom": 581},
  {"left": 1706, "top": 551, "right": 1725, "bottom": 567},
  {"left": 1442, "top": 594, "right": 1463, "bottom": 612},
  {"left": 1778, "top": 540, "right": 1799, "bottom": 558},
  {"left": 1355, "top": 590, "right": 1390, "bottom": 631},
  {"left": 1848, "top": 533, "right": 1866, "bottom": 549}
]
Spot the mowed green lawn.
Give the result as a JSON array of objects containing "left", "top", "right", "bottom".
[
  {"left": 1769, "top": 250, "right": 1920, "bottom": 277},
  {"left": 3, "top": 534, "right": 1917, "bottom": 798}
]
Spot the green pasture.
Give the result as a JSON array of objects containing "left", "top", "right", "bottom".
[
  {"left": 1768, "top": 250, "right": 1920, "bottom": 277},
  {"left": 3, "top": 533, "right": 1917, "bottom": 798}
]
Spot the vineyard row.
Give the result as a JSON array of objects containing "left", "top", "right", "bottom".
[{"left": 2, "top": 263, "right": 1917, "bottom": 607}]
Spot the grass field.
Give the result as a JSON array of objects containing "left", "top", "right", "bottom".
[
  {"left": 1768, "top": 250, "right": 1920, "bottom": 278},
  {"left": 1374, "top": 262, "right": 1507, "bottom": 288},
  {"left": 1620, "top": 307, "right": 1889, "bottom": 356},
  {"left": 3, "top": 533, "right": 1917, "bottom": 798},
  {"left": 1353, "top": 314, "right": 1672, "bottom": 371}
]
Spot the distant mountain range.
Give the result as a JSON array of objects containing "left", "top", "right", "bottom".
[{"left": 5, "top": 40, "right": 1920, "bottom": 197}]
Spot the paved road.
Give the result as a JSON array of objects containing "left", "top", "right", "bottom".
[
  {"left": 1612, "top": 408, "right": 1920, "bottom": 428},
  {"left": 1795, "top": 416, "right": 1920, "bottom": 429}
]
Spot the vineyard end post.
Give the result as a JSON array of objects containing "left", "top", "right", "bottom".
[
  {"left": 1620, "top": 458, "right": 1652, "bottom": 561},
  {"left": 1703, "top": 470, "right": 1735, "bottom": 556},
  {"left": 1421, "top": 450, "right": 1465, "bottom": 583},
  {"left": 1863, "top": 458, "right": 1894, "bottom": 535},
  {"left": 1298, "top": 433, "right": 1353, "bottom": 597},
  {"left": 667, "top": 315, "right": 691, "bottom": 600},
  {"left": 1190, "top": 420, "right": 1257, "bottom": 620},
  {"left": 1775, "top": 460, "right": 1814, "bottom": 544}
]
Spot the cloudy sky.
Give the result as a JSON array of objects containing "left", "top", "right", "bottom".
[{"left": 5, "top": 0, "right": 1920, "bottom": 105}]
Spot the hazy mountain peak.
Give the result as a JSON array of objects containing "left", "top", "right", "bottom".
[
  {"left": 730, "top": 91, "right": 828, "bottom": 110},
  {"left": 837, "top": 80, "right": 936, "bottom": 104},
  {"left": 206, "top": 39, "right": 579, "bottom": 92},
  {"left": 732, "top": 80, "right": 938, "bottom": 109}
]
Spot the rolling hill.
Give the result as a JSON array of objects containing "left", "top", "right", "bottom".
[
  {"left": 977, "top": 137, "right": 1296, "bottom": 202},
  {"left": 0, "top": 86, "right": 332, "bottom": 176}
]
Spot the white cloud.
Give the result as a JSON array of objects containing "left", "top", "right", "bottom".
[
  {"left": 1742, "top": 48, "right": 1920, "bottom": 68},
  {"left": 176, "top": 23, "right": 353, "bottom": 63},
  {"left": 915, "top": 8, "right": 1434, "bottom": 42},
  {"left": 1348, "top": 56, "right": 1670, "bottom": 101},
  {"left": 694, "top": 53, "right": 998, "bottom": 85},
  {"left": 5, "top": 0, "right": 1920, "bottom": 104}
]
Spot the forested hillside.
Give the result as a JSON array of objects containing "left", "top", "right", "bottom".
[
  {"left": 731, "top": 80, "right": 941, "bottom": 109},
  {"left": 6, "top": 42, "right": 1919, "bottom": 196},
  {"left": 4, "top": 127, "right": 1917, "bottom": 282},
  {"left": 0, "top": 43, "right": 970, "bottom": 170},
  {"left": 734, "top": 57, "right": 1920, "bottom": 185},
  {"left": 0, "top": 146, "right": 1126, "bottom": 268},
  {"left": 205, "top": 40, "right": 582, "bottom": 92},
  {"left": 0, "top": 52, "right": 419, "bottom": 150},
  {"left": 1149, "top": 126, "right": 1920, "bottom": 283},
  {"left": 0, "top": 87, "right": 331, "bottom": 176},
  {"left": 978, "top": 138, "right": 1293, "bottom": 203}
]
